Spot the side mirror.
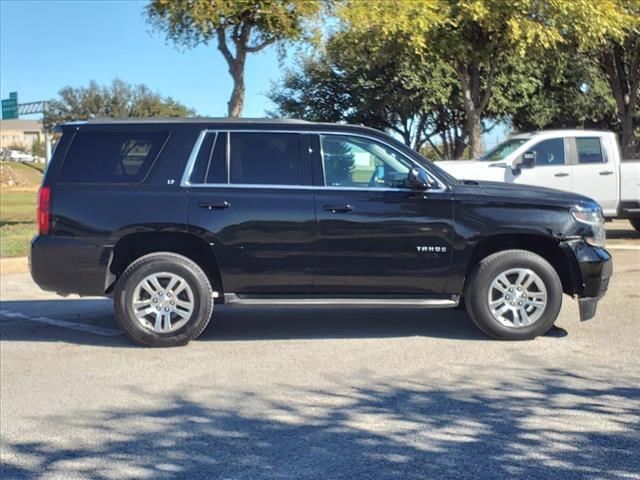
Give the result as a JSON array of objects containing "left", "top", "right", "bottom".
[
  {"left": 407, "top": 167, "right": 433, "bottom": 190},
  {"left": 518, "top": 151, "right": 536, "bottom": 169}
]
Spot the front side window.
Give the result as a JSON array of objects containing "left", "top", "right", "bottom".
[
  {"left": 229, "top": 132, "right": 309, "bottom": 186},
  {"left": 576, "top": 137, "right": 605, "bottom": 164},
  {"left": 321, "top": 135, "right": 412, "bottom": 188},
  {"left": 528, "top": 138, "right": 565, "bottom": 166},
  {"left": 479, "top": 138, "right": 528, "bottom": 161},
  {"left": 59, "top": 131, "right": 168, "bottom": 183}
]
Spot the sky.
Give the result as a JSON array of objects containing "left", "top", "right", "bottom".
[
  {"left": 0, "top": 0, "right": 282, "bottom": 118},
  {"left": 0, "top": 0, "right": 508, "bottom": 147}
]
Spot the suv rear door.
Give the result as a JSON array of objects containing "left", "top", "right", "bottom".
[
  {"left": 185, "top": 130, "right": 316, "bottom": 295},
  {"left": 311, "top": 133, "right": 454, "bottom": 295}
]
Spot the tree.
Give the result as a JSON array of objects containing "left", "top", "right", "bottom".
[
  {"left": 592, "top": 0, "right": 640, "bottom": 158},
  {"left": 30, "top": 139, "right": 45, "bottom": 158},
  {"left": 46, "top": 79, "right": 194, "bottom": 127},
  {"left": 270, "top": 30, "right": 471, "bottom": 158},
  {"left": 146, "top": 0, "right": 322, "bottom": 118},
  {"left": 510, "top": 49, "right": 619, "bottom": 133},
  {"left": 337, "top": 0, "right": 630, "bottom": 157}
]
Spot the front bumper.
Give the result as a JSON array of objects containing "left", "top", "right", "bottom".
[{"left": 562, "top": 241, "right": 612, "bottom": 321}]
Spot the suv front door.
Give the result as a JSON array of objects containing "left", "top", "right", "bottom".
[
  {"left": 185, "top": 130, "right": 316, "bottom": 294},
  {"left": 312, "top": 133, "right": 454, "bottom": 295}
]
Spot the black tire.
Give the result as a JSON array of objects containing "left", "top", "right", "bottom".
[
  {"left": 464, "top": 249, "right": 562, "bottom": 340},
  {"left": 629, "top": 218, "right": 640, "bottom": 233},
  {"left": 114, "top": 252, "right": 213, "bottom": 347}
]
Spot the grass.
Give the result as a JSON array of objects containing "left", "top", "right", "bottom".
[{"left": 0, "top": 189, "right": 38, "bottom": 258}]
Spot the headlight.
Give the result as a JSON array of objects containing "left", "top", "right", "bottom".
[{"left": 571, "top": 206, "right": 606, "bottom": 247}]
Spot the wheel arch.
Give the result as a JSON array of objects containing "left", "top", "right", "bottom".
[
  {"left": 464, "top": 234, "right": 582, "bottom": 296},
  {"left": 106, "top": 231, "right": 224, "bottom": 298}
]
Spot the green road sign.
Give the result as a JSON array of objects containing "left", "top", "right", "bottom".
[{"left": 2, "top": 92, "right": 19, "bottom": 119}]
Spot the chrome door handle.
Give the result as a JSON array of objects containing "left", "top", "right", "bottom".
[
  {"left": 599, "top": 171, "right": 614, "bottom": 176},
  {"left": 554, "top": 173, "right": 569, "bottom": 177},
  {"left": 199, "top": 201, "right": 231, "bottom": 210},
  {"left": 322, "top": 204, "right": 353, "bottom": 213}
]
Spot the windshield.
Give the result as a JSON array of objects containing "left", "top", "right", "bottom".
[{"left": 479, "top": 138, "right": 528, "bottom": 161}]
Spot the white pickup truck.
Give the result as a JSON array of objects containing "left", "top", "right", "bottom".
[{"left": 438, "top": 130, "right": 640, "bottom": 231}]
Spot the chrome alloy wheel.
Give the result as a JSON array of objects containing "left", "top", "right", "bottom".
[
  {"left": 487, "top": 268, "right": 548, "bottom": 328},
  {"left": 131, "top": 272, "right": 195, "bottom": 333}
]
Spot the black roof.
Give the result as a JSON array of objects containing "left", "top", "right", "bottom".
[
  {"left": 58, "top": 117, "right": 386, "bottom": 137},
  {"left": 82, "top": 117, "right": 311, "bottom": 125}
]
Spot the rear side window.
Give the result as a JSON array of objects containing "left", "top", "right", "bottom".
[
  {"left": 576, "top": 137, "right": 605, "bottom": 164},
  {"left": 229, "top": 132, "right": 309, "bottom": 186},
  {"left": 58, "top": 131, "right": 168, "bottom": 183}
]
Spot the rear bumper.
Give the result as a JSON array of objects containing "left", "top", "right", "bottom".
[
  {"left": 30, "top": 235, "right": 111, "bottom": 296},
  {"left": 565, "top": 242, "right": 612, "bottom": 321}
]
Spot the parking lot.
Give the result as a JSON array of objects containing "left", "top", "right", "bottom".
[{"left": 1, "top": 222, "right": 639, "bottom": 479}]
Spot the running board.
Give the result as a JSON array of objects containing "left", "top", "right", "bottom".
[{"left": 224, "top": 293, "right": 459, "bottom": 308}]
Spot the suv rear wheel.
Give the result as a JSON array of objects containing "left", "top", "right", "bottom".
[
  {"left": 630, "top": 218, "right": 640, "bottom": 233},
  {"left": 114, "top": 252, "right": 214, "bottom": 347},
  {"left": 464, "top": 250, "right": 562, "bottom": 340}
]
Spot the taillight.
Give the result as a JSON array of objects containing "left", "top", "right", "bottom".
[{"left": 38, "top": 186, "right": 51, "bottom": 235}]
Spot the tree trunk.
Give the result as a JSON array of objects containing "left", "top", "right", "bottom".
[
  {"left": 465, "top": 112, "right": 483, "bottom": 159},
  {"left": 599, "top": 39, "right": 640, "bottom": 159},
  {"left": 457, "top": 64, "right": 484, "bottom": 159},
  {"left": 620, "top": 112, "right": 636, "bottom": 159},
  {"left": 228, "top": 61, "right": 245, "bottom": 118}
]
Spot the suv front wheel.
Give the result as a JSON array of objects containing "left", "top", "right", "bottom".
[
  {"left": 114, "top": 252, "right": 214, "bottom": 347},
  {"left": 464, "top": 250, "right": 562, "bottom": 340}
]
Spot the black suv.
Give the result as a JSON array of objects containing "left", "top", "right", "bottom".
[{"left": 31, "top": 118, "right": 612, "bottom": 347}]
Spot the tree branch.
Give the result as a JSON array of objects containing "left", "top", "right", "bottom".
[
  {"left": 216, "top": 27, "right": 235, "bottom": 65},
  {"left": 246, "top": 37, "right": 277, "bottom": 53},
  {"left": 480, "top": 54, "right": 499, "bottom": 113}
]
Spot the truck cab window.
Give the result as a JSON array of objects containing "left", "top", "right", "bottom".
[
  {"left": 576, "top": 138, "right": 605, "bottom": 164},
  {"left": 528, "top": 138, "right": 565, "bottom": 166}
]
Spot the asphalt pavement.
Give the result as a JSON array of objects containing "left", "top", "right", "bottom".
[{"left": 1, "top": 223, "right": 638, "bottom": 479}]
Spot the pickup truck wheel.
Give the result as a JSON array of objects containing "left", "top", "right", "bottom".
[
  {"left": 464, "top": 250, "right": 562, "bottom": 340},
  {"left": 629, "top": 218, "right": 640, "bottom": 232},
  {"left": 114, "top": 252, "right": 213, "bottom": 347}
]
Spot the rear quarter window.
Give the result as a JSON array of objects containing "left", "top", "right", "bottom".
[{"left": 58, "top": 131, "right": 169, "bottom": 183}]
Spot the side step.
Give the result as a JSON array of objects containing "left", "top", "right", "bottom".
[{"left": 224, "top": 293, "right": 459, "bottom": 308}]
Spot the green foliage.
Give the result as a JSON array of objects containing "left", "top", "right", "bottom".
[
  {"left": 45, "top": 79, "right": 194, "bottom": 127},
  {"left": 146, "top": 0, "right": 321, "bottom": 49},
  {"left": 146, "top": 0, "right": 322, "bottom": 116},
  {"left": 334, "top": 0, "right": 632, "bottom": 157},
  {"left": 270, "top": 30, "right": 471, "bottom": 158},
  {"left": 30, "top": 139, "right": 45, "bottom": 158},
  {"left": 510, "top": 50, "right": 618, "bottom": 132}
]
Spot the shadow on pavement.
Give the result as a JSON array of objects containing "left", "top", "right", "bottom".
[
  {"left": 606, "top": 223, "right": 640, "bottom": 240},
  {"left": 1, "top": 368, "right": 638, "bottom": 479},
  {"left": 1, "top": 299, "right": 487, "bottom": 345}
]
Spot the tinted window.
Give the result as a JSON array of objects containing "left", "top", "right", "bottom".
[
  {"left": 576, "top": 137, "right": 604, "bottom": 163},
  {"left": 229, "top": 132, "right": 308, "bottom": 186},
  {"left": 189, "top": 132, "right": 216, "bottom": 184},
  {"left": 321, "top": 135, "right": 412, "bottom": 188},
  {"left": 59, "top": 131, "right": 168, "bottom": 183},
  {"left": 529, "top": 138, "right": 565, "bottom": 166},
  {"left": 189, "top": 132, "right": 228, "bottom": 184},
  {"left": 206, "top": 133, "right": 227, "bottom": 183}
]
